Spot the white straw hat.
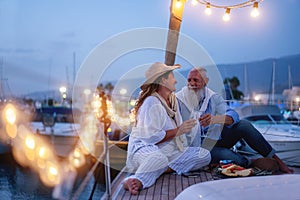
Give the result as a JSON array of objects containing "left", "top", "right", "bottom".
[{"left": 141, "top": 62, "right": 180, "bottom": 88}]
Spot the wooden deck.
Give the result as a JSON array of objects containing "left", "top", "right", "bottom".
[
  {"left": 104, "top": 166, "right": 300, "bottom": 200},
  {"left": 107, "top": 167, "right": 221, "bottom": 200}
]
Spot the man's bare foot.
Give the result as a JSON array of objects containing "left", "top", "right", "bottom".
[
  {"left": 273, "top": 155, "right": 294, "bottom": 174},
  {"left": 123, "top": 178, "right": 142, "bottom": 195}
]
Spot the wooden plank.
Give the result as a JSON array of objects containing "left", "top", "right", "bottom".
[
  {"left": 161, "top": 174, "right": 169, "bottom": 195},
  {"left": 153, "top": 174, "right": 163, "bottom": 199},
  {"left": 181, "top": 176, "right": 190, "bottom": 191},
  {"left": 168, "top": 173, "right": 177, "bottom": 200},
  {"left": 175, "top": 173, "right": 183, "bottom": 195},
  {"left": 144, "top": 184, "right": 155, "bottom": 200}
]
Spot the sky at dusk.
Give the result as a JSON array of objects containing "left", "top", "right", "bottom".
[{"left": 0, "top": 0, "right": 300, "bottom": 96}]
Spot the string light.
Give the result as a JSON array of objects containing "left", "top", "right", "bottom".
[
  {"left": 187, "top": 0, "right": 262, "bottom": 21},
  {"left": 223, "top": 8, "right": 231, "bottom": 22},
  {"left": 176, "top": 0, "right": 183, "bottom": 8},
  {"left": 251, "top": 2, "right": 259, "bottom": 17},
  {"left": 205, "top": 3, "right": 212, "bottom": 15},
  {"left": 191, "top": 0, "right": 198, "bottom": 6}
]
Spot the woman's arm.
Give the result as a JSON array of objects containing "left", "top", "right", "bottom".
[{"left": 157, "top": 119, "right": 197, "bottom": 144}]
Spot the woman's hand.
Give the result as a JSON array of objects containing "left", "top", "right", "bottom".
[
  {"left": 199, "top": 114, "right": 233, "bottom": 126},
  {"left": 176, "top": 119, "right": 197, "bottom": 136}
]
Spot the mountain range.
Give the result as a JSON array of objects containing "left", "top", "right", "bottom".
[{"left": 22, "top": 53, "right": 300, "bottom": 101}]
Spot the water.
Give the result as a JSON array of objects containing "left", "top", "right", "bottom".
[{"left": 0, "top": 153, "right": 105, "bottom": 200}]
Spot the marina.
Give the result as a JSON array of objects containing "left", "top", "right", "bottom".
[{"left": 1, "top": 0, "right": 300, "bottom": 199}]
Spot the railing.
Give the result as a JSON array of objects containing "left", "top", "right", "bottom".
[
  {"left": 71, "top": 91, "right": 129, "bottom": 200},
  {"left": 71, "top": 134, "right": 129, "bottom": 200}
]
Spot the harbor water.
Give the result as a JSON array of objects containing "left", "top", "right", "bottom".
[{"left": 0, "top": 153, "right": 105, "bottom": 200}]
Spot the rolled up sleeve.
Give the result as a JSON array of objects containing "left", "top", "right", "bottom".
[{"left": 211, "top": 95, "right": 240, "bottom": 128}]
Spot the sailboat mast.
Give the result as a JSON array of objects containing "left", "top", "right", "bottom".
[
  {"left": 244, "top": 64, "right": 249, "bottom": 99},
  {"left": 272, "top": 61, "right": 276, "bottom": 104},
  {"left": 0, "top": 58, "right": 3, "bottom": 100},
  {"left": 288, "top": 65, "right": 292, "bottom": 89}
]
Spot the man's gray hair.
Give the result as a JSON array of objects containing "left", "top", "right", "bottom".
[{"left": 192, "top": 67, "right": 208, "bottom": 79}]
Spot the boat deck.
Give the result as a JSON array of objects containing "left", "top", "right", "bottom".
[{"left": 106, "top": 166, "right": 300, "bottom": 200}]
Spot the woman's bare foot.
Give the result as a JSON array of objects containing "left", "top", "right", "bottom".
[
  {"left": 273, "top": 155, "right": 294, "bottom": 174},
  {"left": 123, "top": 178, "right": 142, "bottom": 195}
]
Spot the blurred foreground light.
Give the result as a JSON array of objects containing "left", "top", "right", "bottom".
[
  {"left": 5, "top": 124, "right": 17, "bottom": 138},
  {"left": 3, "top": 103, "right": 17, "bottom": 125},
  {"left": 25, "top": 135, "right": 36, "bottom": 150},
  {"left": 40, "top": 161, "right": 61, "bottom": 187},
  {"left": 69, "top": 147, "right": 86, "bottom": 168}
]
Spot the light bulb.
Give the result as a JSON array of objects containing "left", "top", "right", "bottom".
[
  {"left": 175, "top": 0, "right": 182, "bottom": 8},
  {"left": 191, "top": 0, "right": 198, "bottom": 6},
  {"left": 223, "top": 8, "right": 231, "bottom": 22},
  {"left": 205, "top": 3, "right": 211, "bottom": 15},
  {"left": 251, "top": 2, "right": 259, "bottom": 18}
]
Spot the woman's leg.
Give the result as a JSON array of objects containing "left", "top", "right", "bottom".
[
  {"left": 124, "top": 150, "right": 169, "bottom": 194},
  {"left": 169, "top": 147, "right": 211, "bottom": 174}
]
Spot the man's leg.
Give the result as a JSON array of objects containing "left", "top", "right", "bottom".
[
  {"left": 218, "top": 120, "right": 293, "bottom": 173},
  {"left": 218, "top": 120, "right": 274, "bottom": 157},
  {"left": 210, "top": 146, "right": 250, "bottom": 167}
]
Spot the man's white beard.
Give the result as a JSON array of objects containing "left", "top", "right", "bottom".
[{"left": 187, "top": 88, "right": 205, "bottom": 109}]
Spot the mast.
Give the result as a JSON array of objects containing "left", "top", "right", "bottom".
[
  {"left": 288, "top": 64, "right": 292, "bottom": 89},
  {"left": 0, "top": 58, "right": 3, "bottom": 100},
  {"left": 244, "top": 64, "right": 249, "bottom": 100},
  {"left": 73, "top": 52, "right": 76, "bottom": 87},
  {"left": 165, "top": 0, "right": 186, "bottom": 65},
  {"left": 271, "top": 60, "right": 276, "bottom": 104}
]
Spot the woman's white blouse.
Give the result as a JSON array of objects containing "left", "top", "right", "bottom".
[{"left": 128, "top": 96, "right": 177, "bottom": 154}]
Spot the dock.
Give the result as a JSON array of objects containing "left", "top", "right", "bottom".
[{"left": 103, "top": 166, "right": 300, "bottom": 200}]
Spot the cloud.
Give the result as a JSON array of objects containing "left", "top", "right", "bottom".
[
  {"left": 62, "top": 31, "right": 76, "bottom": 38},
  {"left": 0, "top": 48, "right": 12, "bottom": 53},
  {"left": 15, "top": 48, "right": 38, "bottom": 54}
]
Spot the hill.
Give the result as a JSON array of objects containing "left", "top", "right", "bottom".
[{"left": 22, "top": 54, "right": 300, "bottom": 100}]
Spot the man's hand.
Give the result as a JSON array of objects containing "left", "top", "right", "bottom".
[
  {"left": 199, "top": 113, "right": 212, "bottom": 127},
  {"left": 177, "top": 119, "right": 197, "bottom": 136}
]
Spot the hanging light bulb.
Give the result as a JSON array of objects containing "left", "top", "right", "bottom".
[
  {"left": 175, "top": 0, "right": 182, "bottom": 8},
  {"left": 223, "top": 8, "right": 231, "bottom": 22},
  {"left": 191, "top": 0, "right": 198, "bottom": 6},
  {"left": 251, "top": 2, "right": 259, "bottom": 17},
  {"left": 205, "top": 3, "right": 212, "bottom": 15}
]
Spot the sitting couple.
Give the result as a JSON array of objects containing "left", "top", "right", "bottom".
[{"left": 123, "top": 62, "right": 293, "bottom": 195}]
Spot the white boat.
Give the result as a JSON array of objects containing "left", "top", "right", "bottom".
[
  {"left": 234, "top": 104, "right": 300, "bottom": 166},
  {"left": 176, "top": 174, "right": 300, "bottom": 200},
  {"left": 30, "top": 121, "right": 80, "bottom": 157}
]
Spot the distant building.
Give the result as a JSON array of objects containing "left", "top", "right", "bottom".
[
  {"left": 282, "top": 86, "right": 300, "bottom": 111},
  {"left": 251, "top": 92, "right": 285, "bottom": 108}
]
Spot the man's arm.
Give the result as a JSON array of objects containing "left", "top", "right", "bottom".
[{"left": 201, "top": 94, "right": 239, "bottom": 127}]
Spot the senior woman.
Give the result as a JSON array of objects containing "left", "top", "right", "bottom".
[{"left": 123, "top": 62, "right": 211, "bottom": 195}]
